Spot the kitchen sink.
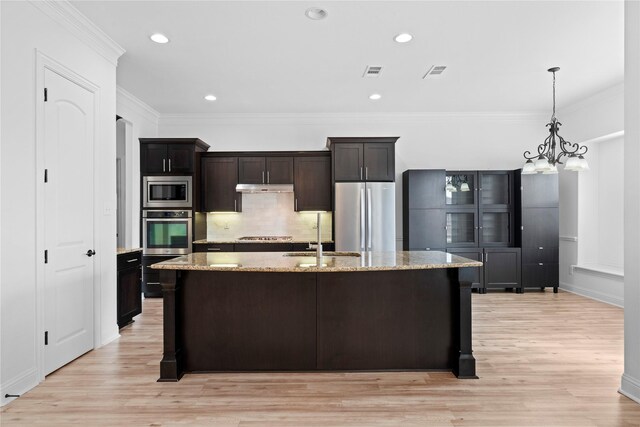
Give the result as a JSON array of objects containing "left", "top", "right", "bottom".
[{"left": 283, "top": 251, "right": 361, "bottom": 257}]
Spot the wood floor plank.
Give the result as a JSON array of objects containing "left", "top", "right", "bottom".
[{"left": 2, "top": 290, "right": 640, "bottom": 426}]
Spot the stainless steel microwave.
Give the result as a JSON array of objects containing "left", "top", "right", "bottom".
[{"left": 143, "top": 176, "right": 192, "bottom": 208}]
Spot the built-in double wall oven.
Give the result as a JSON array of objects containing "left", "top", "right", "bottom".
[
  {"left": 143, "top": 176, "right": 192, "bottom": 209},
  {"left": 142, "top": 210, "right": 192, "bottom": 255}
]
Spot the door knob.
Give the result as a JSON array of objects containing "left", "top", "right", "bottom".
[{"left": 86, "top": 249, "right": 96, "bottom": 257}]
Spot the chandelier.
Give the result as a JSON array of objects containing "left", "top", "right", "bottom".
[
  {"left": 445, "top": 175, "right": 470, "bottom": 192},
  {"left": 522, "top": 67, "right": 589, "bottom": 174}
]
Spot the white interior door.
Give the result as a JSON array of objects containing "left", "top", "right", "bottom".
[{"left": 43, "top": 68, "right": 95, "bottom": 375}]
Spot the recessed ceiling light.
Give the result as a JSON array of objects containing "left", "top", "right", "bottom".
[
  {"left": 394, "top": 33, "right": 413, "bottom": 43},
  {"left": 204, "top": 95, "right": 217, "bottom": 101},
  {"left": 150, "top": 33, "right": 169, "bottom": 44},
  {"left": 369, "top": 94, "right": 382, "bottom": 100},
  {"left": 305, "top": 7, "right": 328, "bottom": 20}
]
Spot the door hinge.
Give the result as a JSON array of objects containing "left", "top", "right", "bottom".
[
  {"left": 44, "top": 250, "right": 48, "bottom": 264},
  {"left": 44, "top": 331, "right": 48, "bottom": 345},
  {"left": 44, "top": 169, "right": 48, "bottom": 183},
  {"left": 44, "top": 88, "right": 48, "bottom": 102}
]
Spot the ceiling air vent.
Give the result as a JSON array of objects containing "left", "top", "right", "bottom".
[
  {"left": 363, "top": 65, "right": 383, "bottom": 78},
  {"left": 423, "top": 65, "right": 447, "bottom": 79}
]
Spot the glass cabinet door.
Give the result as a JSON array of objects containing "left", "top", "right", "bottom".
[
  {"left": 445, "top": 211, "right": 478, "bottom": 247},
  {"left": 445, "top": 172, "right": 476, "bottom": 207},
  {"left": 480, "top": 211, "right": 512, "bottom": 246},
  {"left": 479, "top": 172, "right": 511, "bottom": 207}
]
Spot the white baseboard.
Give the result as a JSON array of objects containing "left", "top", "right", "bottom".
[
  {"left": 100, "top": 330, "right": 121, "bottom": 348},
  {"left": 620, "top": 373, "right": 640, "bottom": 404},
  {"left": 0, "top": 367, "right": 39, "bottom": 407},
  {"left": 560, "top": 281, "right": 623, "bottom": 308}
]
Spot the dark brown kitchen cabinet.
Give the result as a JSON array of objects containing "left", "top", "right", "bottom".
[
  {"left": 201, "top": 157, "right": 241, "bottom": 212},
  {"left": 403, "top": 169, "right": 446, "bottom": 209},
  {"left": 327, "top": 137, "right": 398, "bottom": 182},
  {"left": 235, "top": 243, "right": 294, "bottom": 252},
  {"left": 142, "top": 255, "right": 176, "bottom": 297},
  {"left": 294, "top": 156, "right": 331, "bottom": 211},
  {"left": 447, "top": 248, "right": 483, "bottom": 291},
  {"left": 140, "top": 138, "right": 209, "bottom": 175},
  {"left": 193, "top": 243, "right": 234, "bottom": 253},
  {"left": 405, "top": 209, "right": 446, "bottom": 250},
  {"left": 238, "top": 156, "right": 293, "bottom": 184},
  {"left": 117, "top": 250, "right": 142, "bottom": 327}
]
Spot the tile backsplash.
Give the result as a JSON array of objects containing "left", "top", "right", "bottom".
[{"left": 206, "top": 193, "right": 332, "bottom": 241}]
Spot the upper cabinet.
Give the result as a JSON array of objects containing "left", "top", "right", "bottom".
[
  {"left": 140, "top": 138, "right": 210, "bottom": 175},
  {"left": 238, "top": 156, "right": 293, "bottom": 184},
  {"left": 327, "top": 137, "right": 398, "bottom": 182},
  {"left": 200, "top": 157, "right": 241, "bottom": 212},
  {"left": 478, "top": 171, "right": 513, "bottom": 209},
  {"left": 294, "top": 155, "right": 331, "bottom": 211}
]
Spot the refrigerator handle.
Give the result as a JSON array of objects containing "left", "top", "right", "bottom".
[
  {"left": 367, "top": 188, "right": 372, "bottom": 250},
  {"left": 360, "top": 188, "right": 366, "bottom": 251}
]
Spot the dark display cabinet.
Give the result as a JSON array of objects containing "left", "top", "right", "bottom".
[
  {"left": 515, "top": 172, "right": 559, "bottom": 293},
  {"left": 117, "top": 250, "right": 142, "bottom": 328},
  {"left": 403, "top": 169, "right": 521, "bottom": 292},
  {"left": 327, "top": 137, "right": 398, "bottom": 182},
  {"left": 140, "top": 138, "right": 209, "bottom": 175}
]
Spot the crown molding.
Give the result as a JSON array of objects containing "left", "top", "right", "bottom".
[
  {"left": 559, "top": 82, "right": 624, "bottom": 116},
  {"left": 28, "top": 0, "right": 125, "bottom": 66},
  {"left": 117, "top": 86, "right": 161, "bottom": 124},
  {"left": 159, "top": 111, "right": 546, "bottom": 126}
]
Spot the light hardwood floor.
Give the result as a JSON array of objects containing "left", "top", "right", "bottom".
[{"left": 2, "top": 290, "right": 640, "bottom": 426}]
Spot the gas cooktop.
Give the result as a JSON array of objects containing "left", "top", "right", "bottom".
[{"left": 238, "top": 236, "right": 293, "bottom": 241}]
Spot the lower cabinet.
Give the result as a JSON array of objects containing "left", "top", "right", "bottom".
[
  {"left": 193, "top": 242, "right": 336, "bottom": 253},
  {"left": 142, "top": 255, "right": 178, "bottom": 298},
  {"left": 117, "top": 251, "right": 142, "bottom": 328},
  {"left": 447, "top": 247, "right": 521, "bottom": 293}
]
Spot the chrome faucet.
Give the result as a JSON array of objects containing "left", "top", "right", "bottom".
[{"left": 308, "top": 212, "right": 323, "bottom": 258}]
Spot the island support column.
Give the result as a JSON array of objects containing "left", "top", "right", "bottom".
[
  {"left": 454, "top": 274, "right": 477, "bottom": 379},
  {"left": 158, "top": 270, "right": 184, "bottom": 382}
]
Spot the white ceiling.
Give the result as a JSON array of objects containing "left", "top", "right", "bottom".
[{"left": 72, "top": 0, "right": 623, "bottom": 114}]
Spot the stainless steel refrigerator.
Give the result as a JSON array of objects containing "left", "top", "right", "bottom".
[{"left": 334, "top": 182, "right": 396, "bottom": 252}]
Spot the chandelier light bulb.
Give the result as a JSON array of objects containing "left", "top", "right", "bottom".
[
  {"left": 522, "top": 160, "right": 537, "bottom": 174},
  {"left": 534, "top": 156, "right": 551, "bottom": 172},
  {"left": 542, "top": 164, "right": 558, "bottom": 174},
  {"left": 460, "top": 182, "right": 470, "bottom": 192},
  {"left": 564, "top": 155, "right": 580, "bottom": 171},
  {"left": 577, "top": 155, "right": 590, "bottom": 171}
]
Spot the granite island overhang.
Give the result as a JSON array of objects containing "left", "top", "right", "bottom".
[{"left": 151, "top": 251, "right": 483, "bottom": 381}]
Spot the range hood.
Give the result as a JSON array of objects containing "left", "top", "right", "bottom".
[{"left": 235, "top": 184, "right": 294, "bottom": 193}]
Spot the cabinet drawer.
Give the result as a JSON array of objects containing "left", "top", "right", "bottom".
[
  {"left": 194, "top": 243, "right": 235, "bottom": 253},
  {"left": 117, "top": 251, "right": 142, "bottom": 270},
  {"left": 522, "top": 263, "right": 559, "bottom": 288},
  {"left": 234, "top": 243, "right": 293, "bottom": 252},
  {"left": 522, "top": 246, "right": 559, "bottom": 264}
]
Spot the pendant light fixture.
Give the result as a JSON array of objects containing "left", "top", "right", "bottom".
[{"left": 522, "top": 67, "right": 589, "bottom": 174}]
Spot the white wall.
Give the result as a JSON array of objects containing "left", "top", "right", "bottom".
[
  {"left": 0, "top": 1, "right": 122, "bottom": 405},
  {"left": 116, "top": 87, "right": 159, "bottom": 247},
  {"left": 555, "top": 83, "right": 624, "bottom": 306},
  {"left": 159, "top": 112, "right": 544, "bottom": 245}
]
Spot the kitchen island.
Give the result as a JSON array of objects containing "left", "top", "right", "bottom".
[{"left": 152, "top": 251, "right": 482, "bottom": 381}]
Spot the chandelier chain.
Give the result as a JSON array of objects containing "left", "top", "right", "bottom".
[{"left": 551, "top": 71, "right": 556, "bottom": 122}]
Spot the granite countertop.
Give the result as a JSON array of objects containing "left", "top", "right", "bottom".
[
  {"left": 117, "top": 247, "right": 143, "bottom": 256},
  {"left": 193, "top": 239, "right": 335, "bottom": 244},
  {"left": 150, "top": 251, "right": 482, "bottom": 272}
]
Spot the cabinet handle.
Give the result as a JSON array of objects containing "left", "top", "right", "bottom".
[
  {"left": 539, "top": 246, "right": 544, "bottom": 250},
  {"left": 208, "top": 248, "right": 221, "bottom": 251},
  {"left": 360, "top": 167, "right": 363, "bottom": 180},
  {"left": 267, "top": 171, "right": 270, "bottom": 183},
  {"left": 295, "top": 198, "right": 298, "bottom": 211},
  {"left": 168, "top": 159, "right": 171, "bottom": 172},
  {"left": 234, "top": 199, "right": 237, "bottom": 212},
  {"left": 425, "top": 247, "right": 431, "bottom": 250},
  {"left": 127, "top": 258, "right": 139, "bottom": 263},
  {"left": 539, "top": 262, "right": 544, "bottom": 266},
  {"left": 485, "top": 253, "right": 489, "bottom": 263},
  {"left": 365, "top": 167, "right": 368, "bottom": 180},
  {"left": 162, "top": 158, "right": 166, "bottom": 172},
  {"left": 146, "top": 282, "right": 161, "bottom": 285},
  {"left": 262, "top": 171, "right": 265, "bottom": 184}
]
